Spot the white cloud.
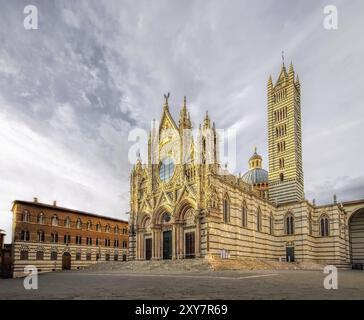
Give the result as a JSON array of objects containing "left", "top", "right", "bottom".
[{"left": 0, "top": 0, "right": 363, "bottom": 242}]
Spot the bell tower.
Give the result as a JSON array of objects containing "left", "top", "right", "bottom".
[{"left": 268, "top": 59, "right": 304, "bottom": 204}]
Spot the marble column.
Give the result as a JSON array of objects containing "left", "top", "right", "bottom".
[
  {"left": 195, "top": 217, "right": 201, "bottom": 258},
  {"left": 176, "top": 223, "right": 180, "bottom": 258},
  {"left": 172, "top": 224, "right": 176, "bottom": 259},
  {"left": 136, "top": 231, "right": 140, "bottom": 260},
  {"left": 179, "top": 224, "right": 184, "bottom": 258},
  {"left": 151, "top": 229, "right": 156, "bottom": 259}
]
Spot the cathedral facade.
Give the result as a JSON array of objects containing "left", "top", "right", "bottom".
[{"left": 128, "top": 62, "right": 364, "bottom": 268}]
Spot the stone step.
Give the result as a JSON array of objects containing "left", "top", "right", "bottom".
[
  {"left": 85, "top": 258, "right": 212, "bottom": 272},
  {"left": 84, "top": 258, "right": 347, "bottom": 273}
]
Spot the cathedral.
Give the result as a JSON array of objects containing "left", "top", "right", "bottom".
[{"left": 128, "top": 62, "right": 364, "bottom": 268}]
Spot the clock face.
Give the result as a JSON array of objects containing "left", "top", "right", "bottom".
[{"left": 159, "top": 157, "right": 175, "bottom": 183}]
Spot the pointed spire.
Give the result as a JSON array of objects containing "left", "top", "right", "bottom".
[
  {"left": 181, "top": 96, "right": 187, "bottom": 116},
  {"left": 281, "top": 50, "right": 285, "bottom": 67},
  {"left": 203, "top": 110, "right": 211, "bottom": 129},
  {"left": 179, "top": 95, "right": 191, "bottom": 130},
  {"left": 268, "top": 75, "right": 272, "bottom": 84},
  {"left": 289, "top": 61, "right": 294, "bottom": 74},
  {"left": 296, "top": 74, "right": 300, "bottom": 84}
]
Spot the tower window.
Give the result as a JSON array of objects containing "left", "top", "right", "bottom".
[
  {"left": 285, "top": 213, "right": 294, "bottom": 235},
  {"left": 242, "top": 201, "right": 248, "bottom": 228},
  {"left": 279, "top": 158, "right": 285, "bottom": 169},
  {"left": 280, "top": 173, "right": 284, "bottom": 182},
  {"left": 320, "top": 215, "right": 330, "bottom": 237},
  {"left": 256, "top": 208, "right": 262, "bottom": 232},
  {"left": 223, "top": 195, "right": 230, "bottom": 223},
  {"left": 269, "top": 213, "right": 274, "bottom": 235}
]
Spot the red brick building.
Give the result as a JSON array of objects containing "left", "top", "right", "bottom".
[{"left": 11, "top": 199, "right": 128, "bottom": 277}]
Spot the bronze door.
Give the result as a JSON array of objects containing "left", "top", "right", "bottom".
[
  {"left": 145, "top": 238, "right": 152, "bottom": 260},
  {"left": 163, "top": 231, "right": 172, "bottom": 260},
  {"left": 185, "top": 232, "right": 195, "bottom": 259}
]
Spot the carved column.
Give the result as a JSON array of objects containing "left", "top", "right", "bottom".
[
  {"left": 195, "top": 215, "right": 201, "bottom": 258},
  {"left": 172, "top": 224, "right": 177, "bottom": 259},
  {"left": 151, "top": 228, "right": 156, "bottom": 259},
  {"left": 179, "top": 224, "right": 184, "bottom": 258},
  {"left": 136, "top": 230, "right": 141, "bottom": 260},
  {"left": 158, "top": 229, "right": 162, "bottom": 259}
]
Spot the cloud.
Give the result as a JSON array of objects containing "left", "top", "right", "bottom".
[{"left": 0, "top": 0, "right": 363, "bottom": 241}]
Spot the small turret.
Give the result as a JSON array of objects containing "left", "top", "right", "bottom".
[
  {"left": 203, "top": 111, "right": 211, "bottom": 129},
  {"left": 179, "top": 96, "right": 191, "bottom": 130}
]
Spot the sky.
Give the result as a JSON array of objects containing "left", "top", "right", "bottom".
[{"left": 0, "top": 0, "right": 363, "bottom": 242}]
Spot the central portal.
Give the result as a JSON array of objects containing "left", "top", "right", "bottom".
[{"left": 163, "top": 230, "right": 172, "bottom": 260}]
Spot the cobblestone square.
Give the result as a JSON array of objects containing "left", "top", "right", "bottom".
[{"left": 1, "top": 269, "right": 363, "bottom": 300}]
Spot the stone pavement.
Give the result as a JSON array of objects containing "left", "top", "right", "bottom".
[{"left": 0, "top": 267, "right": 363, "bottom": 299}]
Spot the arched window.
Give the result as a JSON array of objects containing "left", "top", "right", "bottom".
[
  {"left": 223, "top": 194, "right": 230, "bottom": 223},
  {"left": 320, "top": 215, "right": 330, "bottom": 237},
  {"left": 269, "top": 213, "right": 274, "bottom": 235},
  {"left": 21, "top": 230, "right": 30, "bottom": 241},
  {"left": 36, "top": 251, "right": 44, "bottom": 260},
  {"left": 308, "top": 211, "right": 312, "bottom": 235},
  {"left": 114, "top": 225, "right": 119, "bottom": 234},
  {"left": 22, "top": 210, "right": 30, "bottom": 223},
  {"left": 37, "top": 213, "right": 44, "bottom": 224},
  {"left": 64, "top": 217, "right": 71, "bottom": 228},
  {"left": 51, "top": 251, "right": 58, "bottom": 261},
  {"left": 285, "top": 212, "right": 294, "bottom": 235},
  {"left": 256, "top": 207, "right": 262, "bottom": 232},
  {"left": 280, "top": 173, "right": 284, "bottom": 182},
  {"left": 76, "top": 235, "right": 82, "bottom": 245},
  {"left": 64, "top": 234, "right": 71, "bottom": 244},
  {"left": 51, "top": 215, "right": 59, "bottom": 226},
  {"left": 37, "top": 230, "right": 45, "bottom": 242},
  {"left": 241, "top": 201, "right": 248, "bottom": 228},
  {"left": 20, "top": 250, "right": 29, "bottom": 260},
  {"left": 76, "top": 218, "right": 82, "bottom": 229},
  {"left": 96, "top": 223, "right": 101, "bottom": 232},
  {"left": 51, "top": 232, "right": 58, "bottom": 243},
  {"left": 105, "top": 224, "right": 111, "bottom": 233},
  {"left": 87, "top": 220, "right": 92, "bottom": 230}
]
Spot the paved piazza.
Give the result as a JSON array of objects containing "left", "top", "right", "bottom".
[{"left": 0, "top": 269, "right": 363, "bottom": 300}]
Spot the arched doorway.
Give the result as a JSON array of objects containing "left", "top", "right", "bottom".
[
  {"left": 349, "top": 208, "right": 364, "bottom": 268},
  {"left": 162, "top": 213, "right": 172, "bottom": 259},
  {"left": 175, "top": 203, "right": 198, "bottom": 259},
  {"left": 62, "top": 252, "right": 71, "bottom": 270}
]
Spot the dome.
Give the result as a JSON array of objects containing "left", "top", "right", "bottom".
[
  {"left": 241, "top": 168, "right": 268, "bottom": 185},
  {"left": 249, "top": 150, "right": 262, "bottom": 162}
]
